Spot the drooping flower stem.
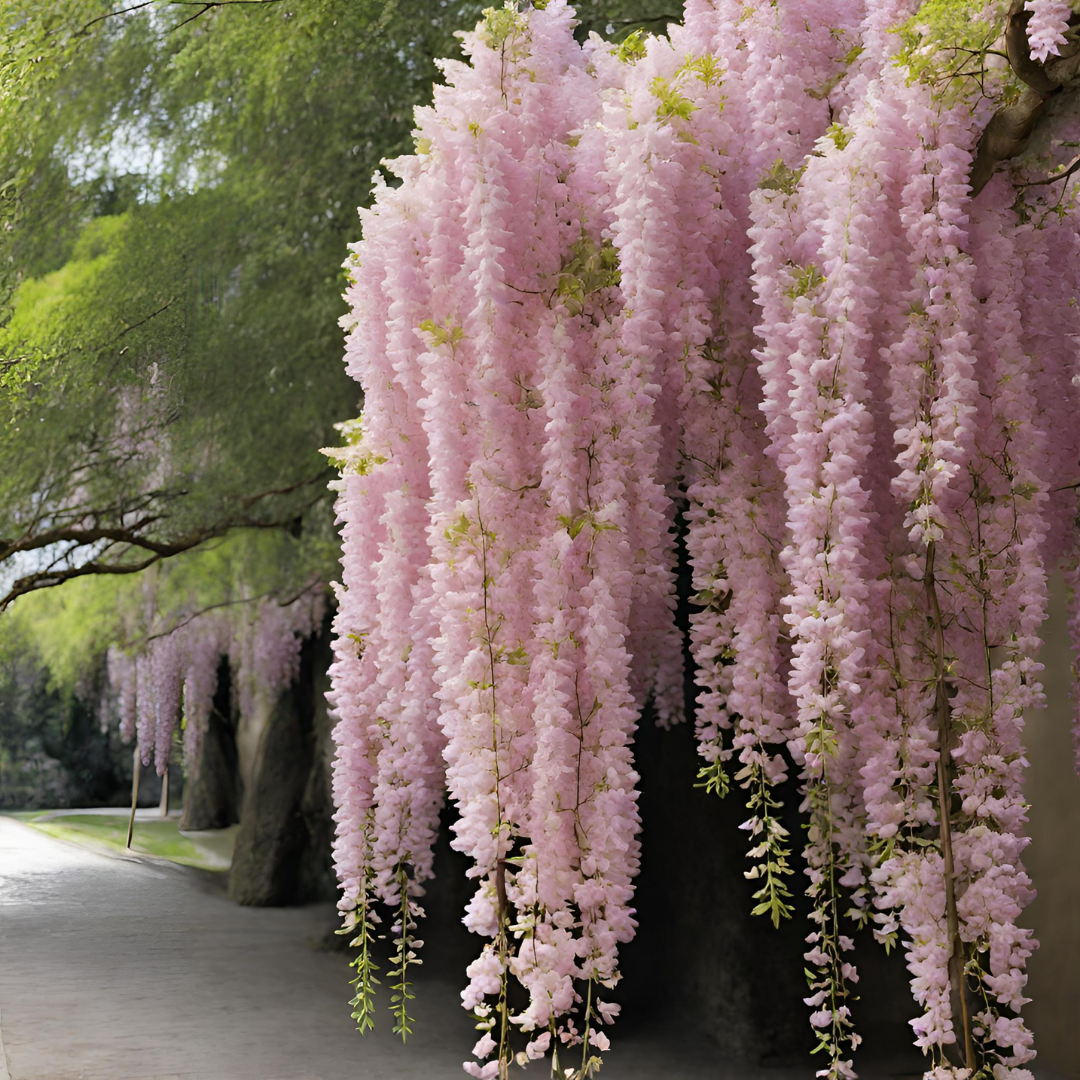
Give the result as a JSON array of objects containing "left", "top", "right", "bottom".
[
  {"left": 580, "top": 975, "right": 595, "bottom": 1078},
  {"left": 477, "top": 496, "right": 513, "bottom": 1079},
  {"left": 343, "top": 875, "right": 380, "bottom": 1035},
  {"left": 804, "top": 714, "right": 858, "bottom": 1077},
  {"left": 390, "top": 865, "right": 418, "bottom": 1042},
  {"left": 742, "top": 754, "right": 794, "bottom": 928},
  {"left": 494, "top": 861, "right": 512, "bottom": 1080},
  {"left": 924, "top": 540, "right": 973, "bottom": 1071}
]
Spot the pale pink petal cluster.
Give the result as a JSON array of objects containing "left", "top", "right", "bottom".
[
  {"left": 179, "top": 617, "right": 230, "bottom": 772},
  {"left": 150, "top": 632, "right": 183, "bottom": 775},
  {"left": 107, "top": 646, "right": 138, "bottom": 744},
  {"left": 135, "top": 652, "right": 155, "bottom": 768},
  {"left": 1024, "top": 0, "right": 1072, "bottom": 61},
  {"left": 323, "top": 3, "right": 1073, "bottom": 1078},
  {"left": 106, "top": 590, "right": 325, "bottom": 781}
]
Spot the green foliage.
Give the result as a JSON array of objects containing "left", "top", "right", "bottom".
[
  {"left": 899, "top": 0, "right": 998, "bottom": 60},
  {"left": 481, "top": 3, "right": 529, "bottom": 50},
  {"left": 740, "top": 763, "right": 794, "bottom": 928},
  {"left": 898, "top": 0, "right": 1008, "bottom": 92},
  {"left": 825, "top": 122, "right": 853, "bottom": 151},
  {"left": 28, "top": 812, "right": 233, "bottom": 870},
  {"left": 418, "top": 318, "right": 466, "bottom": 348},
  {"left": 681, "top": 53, "right": 723, "bottom": 90},
  {"left": 695, "top": 756, "right": 730, "bottom": 798},
  {"left": 388, "top": 868, "right": 419, "bottom": 1041},
  {"left": 555, "top": 235, "right": 621, "bottom": 315},
  {"left": 614, "top": 28, "right": 648, "bottom": 62},
  {"left": 787, "top": 264, "right": 827, "bottom": 300},
  {"left": 11, "top": 577, "right": 127, "bottom": 698},
  {"left": 650, "top": 75, "right": 697, "bottom": 122},
  {"left": 338, "top": 885, "right": 381, "bottom": 1036},
  {"left": 760, "top": 159, "right": 806, "bottom": 195},
  {"left": 0, "top": 614, "right": 124, "bottom": 808}
]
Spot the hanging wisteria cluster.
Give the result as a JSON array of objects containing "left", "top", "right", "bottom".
[
  {"left": 327, "top": 2, "right": 1080, "bottom": 1078},
  {"left": 104, "top": 589, "right": 325, "bottom": 777}
]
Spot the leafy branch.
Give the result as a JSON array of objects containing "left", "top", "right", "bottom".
[
  {"left": 337, "top": 876, "right": 381, "bottom": 1036},
  {"left": 80, "top": 0, "right": 286, "bottom": 37},
  {"left": 389, "top": 866, "right": 419, "bottom": 1041},
  {"left": 0, "top": 474, "right": 325, "bottom": 610},
  {"left": 144, "top": 575, "right": 323, "bottom": 642},
  {"left": 970, "top": 0, "right": 1080, "bottom": 195}
]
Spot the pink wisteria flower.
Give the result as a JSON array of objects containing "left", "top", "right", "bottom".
[
  {"left": 1025, "top": 0, "right": 1072, "bottom": 62},
  {"left": 316, "top": 2, "right": 1073, "bottom": 1077}
]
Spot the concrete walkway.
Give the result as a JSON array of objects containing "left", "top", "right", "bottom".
[
  {"left": 2, "top": 816, "right": 1063, "bottom": 1080},
  {"left": 0, "top": 816, "right": 807, "bottom": 1080}
]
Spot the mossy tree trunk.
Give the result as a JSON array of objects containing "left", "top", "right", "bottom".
[{"left": 227, "top": 623, "right": 335, "bottom": 906}]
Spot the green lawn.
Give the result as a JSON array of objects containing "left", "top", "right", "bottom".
[{"left": 15, "top": 812, "right": 232, "bottom": 872}]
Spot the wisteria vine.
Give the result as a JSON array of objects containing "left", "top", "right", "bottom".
[
  {"left": 103, "top": 588, "right": 325, "bottom": 778},
  {"left": 326, "top": 2, "right": 1080, "bottom": 1078}
]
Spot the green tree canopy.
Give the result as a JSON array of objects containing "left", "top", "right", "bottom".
[
  {"left": 0, "top": 0, "right": 1050, "bottom": 677},
  {"left": 0, "top": 0, "right": 674, "bottom": 694}
]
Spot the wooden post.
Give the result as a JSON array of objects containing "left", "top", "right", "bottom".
[
  {"left": 126, "top": 746, "right": 141, "bottom": 849},
  {"left": 159, "top": 768, "right": 169, "bottom": 817}
]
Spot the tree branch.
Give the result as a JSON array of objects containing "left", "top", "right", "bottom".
[
  {"left": 4, "top": 552, "right": 174, "bottom": 609},
  {"left": 167, "top": 0, "right": 285, "bottom": 34},
  {"left": 970, "top": 87, "right": 1053, "bottom": 196},
  {"left": 1003, "top": 2, "right": 1060, "bottom": 95},
  {"left": 144, "top": 575, "right": 322, "bottom": 641},
  {"left": 1015, "top": 152, "right": 1080, "bottom": 188},
  {"left": 1, "top": 520, "right": 178, "bottom": 562},
  {"left": 79, "top": 0, "right": 283, "bottom": 38},
  {"left": 118, "top": 296, "right": 178, "bottom": 337},
  {"left": 2, "top": 294, "right": 180, "bottom": 393},
  {"left": 0, "top": 514, "right": 295, "bottom": 610},
  {"left": 240, "top": 473, "right": 324, "bottom": 509},
  {"left": 79, "top": 2, "right": 157, "bottom": 37},
  {"left": 0, "top": 474, "right": 326, "bottom": 611},
  {"left": 971, "top": 1, "right": 1080, "bottom": 196}
]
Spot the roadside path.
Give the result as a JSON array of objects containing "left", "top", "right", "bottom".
[
  {"left": 7, "top": 816, "right": 1061, "bottom": 1080},
  {"left": 0, "top": 817, "right": 792, "bottom": 1080}
]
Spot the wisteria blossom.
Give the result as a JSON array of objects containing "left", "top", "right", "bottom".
[
  {"left": 150, "top": 632, "right": 183, "bottom": 775},
  {"left": 180, "top": 617, "right": 229, "bottom": 771},
  {"left": 324, "top": 3, "right": 1079, "bottom": 1078},
  {"left": 1025, "top": 0, "right": 1072, "bottom": 62},
  {"left": 107, "top": 647, "right": 138, "bottom": 744},
  {"left": 107, "top": 590, "right": 325, "bottom": 778},
  {"left": 134, "top": 653, "right": 155, "bottom": 768}
]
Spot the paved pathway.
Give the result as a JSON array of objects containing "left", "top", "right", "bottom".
[
  {"left": 0, "top": 817, "right": 1062, "bottom": 1080},
  {"left": 0, "top": 816, "right": 794, "bottom": 1080}
]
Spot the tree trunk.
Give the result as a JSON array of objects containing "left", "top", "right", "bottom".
[
  {"left": 180, "top": 658, "right": 241, "bottom": 832},
  {"left": 228, "top": 623, "right": 335, "bottom": 906}
]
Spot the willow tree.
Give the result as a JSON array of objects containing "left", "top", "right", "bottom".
[
  {"left": 326, "top": 2, "right": 1080, "bottom": 1078},
  {"left": 0, "top": 0, "right": 675, "bottom": 797}
]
